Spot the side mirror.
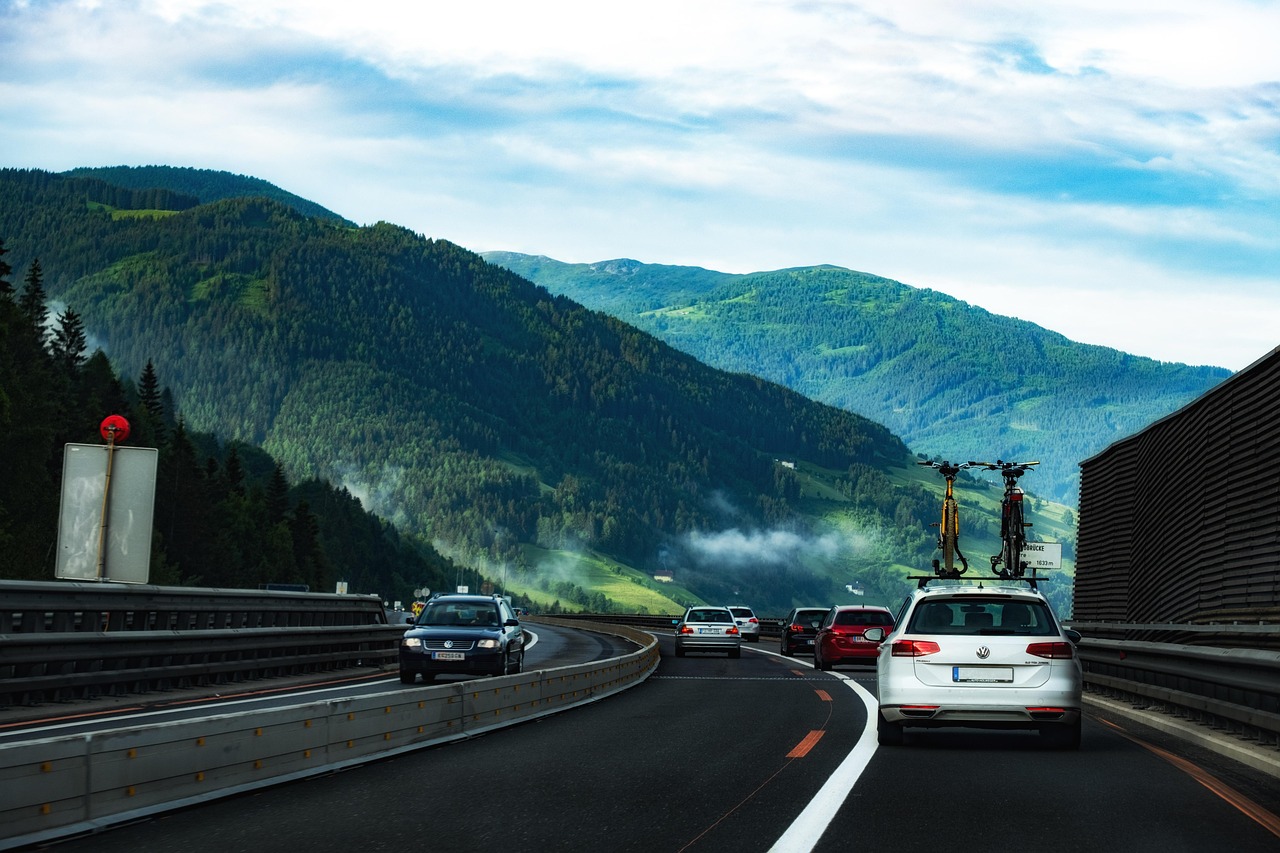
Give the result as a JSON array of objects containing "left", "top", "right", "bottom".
[
  {"left": 671, "top": 618, "right": 680, "bottom": 626},
  {"left": 505, "top": 618, "right": 520, "bottom": 627},
  {"left": 863, "top": 627, "right": 885, "bottom": 642},
  {"left": 405, "top": 616, "right": 415, "bottom": 625},
  {"left": 1064, "top": 628, "right": 1082, "bottom": 644}
]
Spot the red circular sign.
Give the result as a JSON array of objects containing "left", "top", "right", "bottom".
[{"left": 99, "top": 415, "right": 131, "bottom": 443}]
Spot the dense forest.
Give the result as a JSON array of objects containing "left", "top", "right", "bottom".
[
  {"left": 485, "top": 254, "right": 1233, "bottom": 502},
  {"left": 0, "top": 167, "right": 957, "bottom": 615},
  {"left": 0, "top": 239, "right": 476, "bottom": 607}
]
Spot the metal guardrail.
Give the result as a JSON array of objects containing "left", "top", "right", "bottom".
[
  {"left": 0, "top": 619, "right": 659, "bottom": 851},
  {"left": 0, "top": 580, "right": 400, "bottom": 707},
  {"left": 1067, "top": 620, "right": 1280, "bottom": 750}
]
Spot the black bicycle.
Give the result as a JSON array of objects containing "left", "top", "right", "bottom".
[
  {"left": 918, "top": 460, "right": 977, "bottom": 578},
  {"left": 970, "top": 459, "right": 1039, "bottom": 579}
]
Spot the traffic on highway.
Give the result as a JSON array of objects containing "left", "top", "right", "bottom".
[{"left": 6, "top": 619, "right": 1278, "bottom": 853}]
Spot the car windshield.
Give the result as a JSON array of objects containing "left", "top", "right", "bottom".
[
  {"left": 729, "top": 608, "right": 753, "bottom": 618},
  {"left": 417, "top": 602, "right": 501, "bottom": 627},
  {"left": 834, "top": 610, "right": 893, "bottom": 627},
  {"left": 687, "top": 609, "right": 732, "bottom": 623},
  {"left": 795, "top": 610, "right": 826, "bottom": 624},
  {"left": 908, "top": 599, "right": 1056, "bottom": 635}
]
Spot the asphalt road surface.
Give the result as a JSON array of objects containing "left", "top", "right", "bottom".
[{"left": 25, "top": 632, "right": 1280, "bottom": 853}]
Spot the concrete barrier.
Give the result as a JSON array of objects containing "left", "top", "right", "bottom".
[{"left": 0, "top": 621, "right": 659, "bottom": 850}]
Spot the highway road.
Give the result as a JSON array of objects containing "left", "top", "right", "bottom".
[{"left": 14, "top": 628, "right": 1280, "bottom": 853}]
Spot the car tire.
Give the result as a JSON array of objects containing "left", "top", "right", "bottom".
[
  {"left": 877, "top": 710, "right": 904, "bottom": 746},
  {"left": 675, "top": 646, "right": 686, "bottom": 657},
  {"left": 399, "top": 669, "right": 416, "bottom": 684},
  {"left": 1040, "top": 719, "right": 1082, "bottom": 750},
  {"left": 729, "top": 647, "right": 741, "bottom": 659},
  {"left": 815, "top": 653, "right": 831, "bottom": 672},
  {"left": 512, "top": 650, "right": 524, "bottom": 674},
  {"left": 780, "top": 643, "right": 792, "bottom": 657}
]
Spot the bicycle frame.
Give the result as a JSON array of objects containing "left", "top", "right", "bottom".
[
  {"left": 971, "top": 460, "right": 1038, "bottom": 579},
  {"left": 918, "top": 460, "right": 974, "bottom": 578}
]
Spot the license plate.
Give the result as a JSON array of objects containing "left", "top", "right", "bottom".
[
  {"left": 433, "top": 651, "right": 466, "bottom": 661},
  {"left": 697, "top": 628, "right": 719, "bottom": 634},
  {"left": 803, "top": 640, "right": 814, "bottom": 645},
  {"left": 953, "top": 666, "right": 1013, "bottom": 683}
]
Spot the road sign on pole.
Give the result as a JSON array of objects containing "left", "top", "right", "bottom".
[{"left": 56, "top": 442, "right": 158, "bottom": 583}]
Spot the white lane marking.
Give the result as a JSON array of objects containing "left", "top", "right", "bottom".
[{"left": 767, "top": 666, "right": 879, "bottom": 853}]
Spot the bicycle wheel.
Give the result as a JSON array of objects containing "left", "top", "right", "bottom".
[
  {"left": 1005, "top": 498, "right": 1026, "bottom": 577},
  {"left": 941, "top": 497, "right": 957, "bottom": 572}
]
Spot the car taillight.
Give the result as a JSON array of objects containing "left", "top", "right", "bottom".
[
  {"left": 1027, "top": 642, "right": 1074, "bottom": 659},
  {"left": 891, "top": 639, "right": 940, "bottom": 657},
  {"left": 679, "top": 626, "right": 695, "bottom": 635},
  {"left": 788, "top": 624, "right": 805, "bottom": 633},
  {"left": 727, "top": 626, "right": 740, "bottom": 635},
  {"left": 748, "top": 617, "right": 758, "bottom": 624}
]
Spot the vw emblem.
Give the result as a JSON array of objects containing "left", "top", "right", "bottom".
[
  {"left": 976, "top": 646, "right": 991, "bottom": 659},
  {"left": 444, "top": 640, "right": 454, "bottom": 649}
]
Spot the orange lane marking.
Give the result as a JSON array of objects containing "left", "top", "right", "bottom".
[
  {"left": 814, "top": 689, "right": 832, "bottom": 702},
  {"left": 1100, "top": 718, "right": 1280, "bottom": 840},
  {"left": 0, "top": 706, "right": 147, "bottom": 730},
  {"left": 790, "top": 670, "right": 807, "bottom": 678},
  {"left": 787, "top": 730, "right": 825, "bottom": 758}
]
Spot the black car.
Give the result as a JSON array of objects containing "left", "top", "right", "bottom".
[
  {"left": 399, "top": 594, "right": 525, "bottom": 683},
  {"left": 779, "top": 607, "right": 829, "bottom": 657}
]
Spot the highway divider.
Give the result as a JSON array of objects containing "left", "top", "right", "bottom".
[{"left": 0, "top": 618, "right": 659, "bottom": 851}]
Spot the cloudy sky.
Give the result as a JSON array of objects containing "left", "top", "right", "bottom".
[{"left": 2, "top": 0, "right": 1277, "bottom": 370}]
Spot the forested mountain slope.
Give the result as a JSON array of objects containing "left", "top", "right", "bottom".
[
  {"left": 64, "top": 166, "right": 353, "bottom": 225},
  {"left": 484, "top": 254, "right": 1231, "bottom": 502},
  {"left": 0, "top": 167, "right": 963, "bottom": 614}
]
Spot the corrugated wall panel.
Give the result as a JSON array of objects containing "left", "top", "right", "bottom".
[{"left": 1076, "top": 347, "right": 1280, "bottom": 625}]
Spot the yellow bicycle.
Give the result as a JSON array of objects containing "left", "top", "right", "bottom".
[{"left": 918, "top": 459, "right": 976, "bottom": 578}]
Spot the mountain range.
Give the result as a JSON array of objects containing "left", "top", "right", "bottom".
[
  {"left": 481, "top": 254, "right": 1231, "bottom": 504},
  {"left": 1, "top": 166, "right": 972, "bottom": 615},
  {"left": 1, "top": 165, "right": 1216, "bottom": 616}
]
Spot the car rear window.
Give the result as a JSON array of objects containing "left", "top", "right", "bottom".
[
  {"left": 909, "top": 599, "right": 1057, "bottom": 635},
  {"left": 834, "top": 610, "right": 893, "bottom": 627},
  {"left": 688, "top": 609, "right": 733, "bottom": 623}
]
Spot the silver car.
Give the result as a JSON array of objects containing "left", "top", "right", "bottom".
[
  {"left": 868, "top": 583, "right": 1082, "bottom": 749},
  {"left": 673, "top": 607, "right": 743, "bottom": 658}
]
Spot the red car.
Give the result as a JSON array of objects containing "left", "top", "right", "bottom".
[{"left": 814, "top": 605, "right": 894, "bottom": 670}]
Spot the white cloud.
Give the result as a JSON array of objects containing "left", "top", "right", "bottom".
[{"left": 2, "top": 0, "right": 1278, "bottom": 369}]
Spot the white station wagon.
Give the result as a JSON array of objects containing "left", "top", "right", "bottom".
[{"left": 867, "top": 582, "right": 1082, "bottom": 749}]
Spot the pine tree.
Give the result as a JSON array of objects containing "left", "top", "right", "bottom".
[
  {"left": 137, "top": 359, "right": 166, "bottom": 443},
  {"left": 266, "top": 462, "right": 290, "bottom": 525},
  {"left": 224, "top": 444, "right": 245, "bottom": 496},
  {"left": 18, "top": 258, "right": 47, "bottom": 334},
  {"left": 0, "top": 238, "right": 12, "bottom": 298},
  {"left": 50, "top": 305, "right": 87, "bottom": 373}
]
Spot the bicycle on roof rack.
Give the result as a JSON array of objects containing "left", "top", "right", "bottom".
[
  {"left": 917, "top": 459, "right": 977, "bottom": 579},
  {"left": 969, "top": 459, "right": 1039, "bottom": 579}
]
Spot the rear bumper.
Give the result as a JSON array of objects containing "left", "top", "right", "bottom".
[{"left": 675, "top": 637, "right": 741, "bottom": 653}]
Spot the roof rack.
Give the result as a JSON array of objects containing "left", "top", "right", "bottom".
[{"left": 909, "top": 571, "right": 1046, "bottom": 591}]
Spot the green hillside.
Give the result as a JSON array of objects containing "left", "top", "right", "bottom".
[
  {"left": 484, "top": 253, "right": 1230, "bottom": 503},
  {"left": 3, "top": 166, "right": 1040, "bottom": 616}
]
